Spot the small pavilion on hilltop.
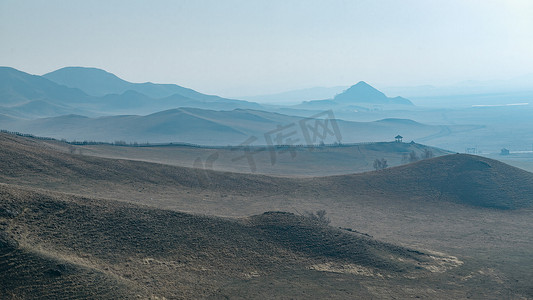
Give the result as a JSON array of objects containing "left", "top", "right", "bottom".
[{"left": 395, "top": 135, "right": 403, "bottom": 143}]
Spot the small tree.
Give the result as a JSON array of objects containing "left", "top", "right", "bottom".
[
  {"left": 373, "top": 158, "right": 388, "bottom": 170},
  {"left": 373, "top": 159, "right": 382, "bottom": 170},
  {"left": 305, "top": 210, "right": 331, "bottom": 226},
  {"left": 409, "top": 150, "right": 419, "bottom": 163},
  {"left": 315, "top": 210, "right": 330, "bottom": 225},
  {"left": 422, "top": 149, "right": 434, "bottom": 159},
  {"left": 380, "top": 158, "right": 388, "bottom": 169}
]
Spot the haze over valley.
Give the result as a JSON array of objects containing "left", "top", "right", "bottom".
[
  {"left": 2, "top": 66, "right": 532, "bottom": 157},
  {"left": 1, "top": 1, "right": 533, "bottom": 299}
]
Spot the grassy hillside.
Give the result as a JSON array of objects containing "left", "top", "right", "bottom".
[
  {"left": 0, "top": 183, "right": 466, "bottom": 299},
  {"left": 0, "top": 133, "right": 530, "bottom": 210},
  {"left": 316, "top": 153, "right": 533, "bottom": 209},
  {"left": 484, "top": 152, "right": 533, "bottom": 173},
  {"left": 0, "top": 230, "right": 136, "bottom": 299},
  {"left": 1, "top": 132, "right": 533, "bottom": 298}
]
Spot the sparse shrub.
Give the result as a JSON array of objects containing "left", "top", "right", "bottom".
[
  {"left": 373, "top": 159, "right": 380, "bottom": 170},
  {"left": 422, "top": 149, "right": 434, "bottom": 159},
  {"left": 373, "top": 158, "right": 388, "bottom": 170},
  {"left": 381, "top": 158, "right": 388, "bottom": 169},
  {"left": 409, "top": 150, "right": 419, "bottom": 163},
  {"left": 304, "top": 209, "right": 331, "bottom": 226},
  {"left": 68, "top": 145, "right": 76, "bottom": 154}
]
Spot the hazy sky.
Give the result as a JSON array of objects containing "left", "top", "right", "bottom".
[{"left": 1, "top": 0, "right": 532, "bottom": 96}]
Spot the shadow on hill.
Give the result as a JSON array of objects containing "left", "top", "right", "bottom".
[
  {"left": 0, "top": 231, "right": 137, "bottom": 299},
  {"left": 0, "top": 183, "right": 462, "bottom": 298}
]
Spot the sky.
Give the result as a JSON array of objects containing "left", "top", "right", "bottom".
[{"left": 1, "top": 0, "right": 533, "bottom": 97}]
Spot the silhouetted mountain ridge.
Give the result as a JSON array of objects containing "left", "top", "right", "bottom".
[
  {"left": 0, "top": 67, "right": 90, "bottom": 106},
  {"left": 43, "top": 66, "right": 257, "bottom": 105},
  {"left": 0, "top": 67, "right": 262, "bottom": 118}
]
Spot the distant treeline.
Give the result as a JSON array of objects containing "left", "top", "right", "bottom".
[
  {"left": 0, "top": 129, "right": 401, "bottom": 149},
  {"left": 0, "top": 130, "right": 57, "bottom": 141}
]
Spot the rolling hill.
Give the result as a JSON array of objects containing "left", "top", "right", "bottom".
[
  {"left": 0, "top": 132, "right": 531, "bottom": 213},
  {"left": 1, "top": 182, "right": 462, "bottom": 299},
  {"left": 1, "top": 132, "right": 533, "bottom": 298},
  {"left": 0, "top": 106, "right": 473, "bottom": 145},
  {"left": 318, "top": 154, "right": 533, "bottom": 209}
]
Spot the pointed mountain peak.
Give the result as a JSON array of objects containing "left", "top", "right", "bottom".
[
  {"left": 353, "top": 80, "right": 373, "bottom": 87},
  {"left": 333, "top": 81, "right": 413, "bottom": 106},
  {"left": 334, "top": 81, "right": 387, "bottom": 103},
  {"left": 347, "top": 81, "right": 383, "bottom": 93}
]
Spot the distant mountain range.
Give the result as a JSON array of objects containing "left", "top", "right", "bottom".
[
  {"left": 382, "top": 74, "right": 533, "bottom": 99},
  {"left": 0, "top": 66, "right": 430, "bottom": 145},
  {"left": 0, "top": 67, "right": 262, "bottom": 118},
  {"left": 44, "top": 67, "right": 239, "bottom": 101},
  {"left": 244, "top": 74, "right": 533, "bottom": 107},
  {"left": 1, "top": 67, "right": 417, "bottom": 120},
  {"left": 0, "top": 67, "right": 90, "bottom": 106}
]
